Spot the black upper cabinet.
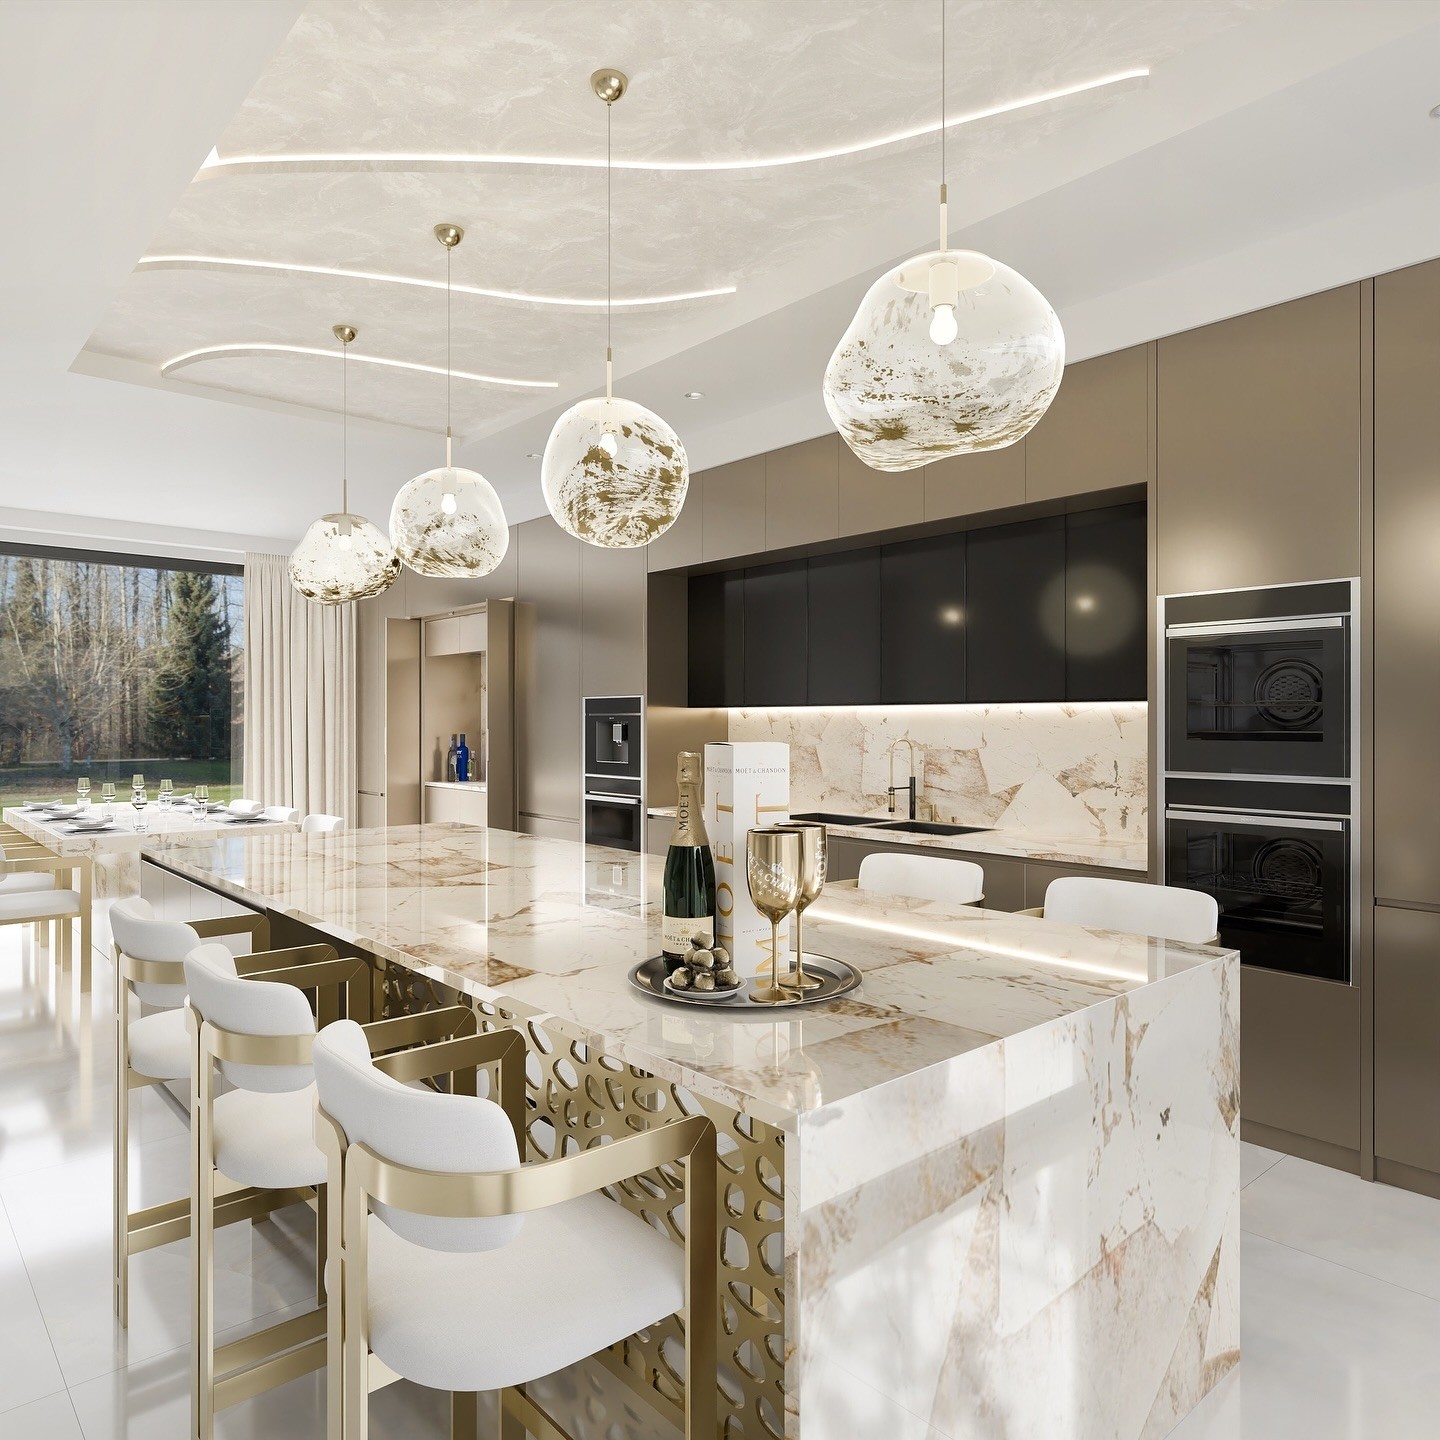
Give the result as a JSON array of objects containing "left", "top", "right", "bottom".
[
  {"left": 686, "top": 502, "right": 1146, "bottom": 706},
  {"left": 880, "top": 534, "right": 966, "bottom": 704},
  {"left": 743, "top": 560, "right": 807, "bottom": 705},
  {"left": 808, "top": 549, "right": 881, "bottom": 705},
  {"left": 965, "top": 515, "right": 1066, "bottom": 702},
  {"left": 687, "top": 570, "right": 745, "bottom": 708},
  {"left": 1065, "top": 505, "right": 1147, "bottom": 700}
]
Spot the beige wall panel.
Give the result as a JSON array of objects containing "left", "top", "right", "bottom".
[
  {"left": 837, "top": 437, "right": 923, "bottom": 537},
  {"left": 923, "top": 444, "right": 1024, "bottom": 521},
  {"left": 701, "top": 455, "right": 765, "bottom": 561},
  {"left": 580, "top": 542, "right": 647, "bottom": 698},
  {"left": 1374, "top": 905, "right": 1440, "bottom": 1175},
  {"left": 765, "top": 435, "right": 839, "bottom": 551},
  {"left": 647, "top": 471, "right": 703, "bottom": 572}
]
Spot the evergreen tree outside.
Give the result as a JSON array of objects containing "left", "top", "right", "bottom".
[{"left": 146, "top": 571, "right": 232, "bottom": 758}]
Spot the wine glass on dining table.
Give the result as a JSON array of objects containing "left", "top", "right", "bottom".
[
  {"left": 76, "top": 776, "right": 90, "bottom": 813},
  {"left": 131, "top": 781, "right": 149, "bottom": 832},
  {"left": 100, "top": 781, "right": 116, "bottom": 821},
  {"left": 158, "top": 778, "right": 173, "bottom": 814},
  {"left": 745, "top": 827, "right": 802, "bottom": 1006}
]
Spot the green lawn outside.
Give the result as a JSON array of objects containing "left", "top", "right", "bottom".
[{"left": 0, "top": 759, "right": 239, "bottom": 807}]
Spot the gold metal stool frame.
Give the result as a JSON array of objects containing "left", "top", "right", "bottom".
[
  {"left": 315, "top": 1028, "right": 718, "bottom": 1440},
  {"left": 187, "top": 949, "right": 475, "bottom": 1440},
  {"left": 1, "top": 846, "right": 91, "bottom": 992}
]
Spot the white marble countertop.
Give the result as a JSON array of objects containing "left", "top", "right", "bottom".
[
  {"left": 423, "top": 780, "right": 487, "bottom": 791},
  {"left": 147, "top": 823, "right": 1224, "bottom": 1127},
  {"left": 645, "top": 805, "right": 1146, "bottom": 872}
]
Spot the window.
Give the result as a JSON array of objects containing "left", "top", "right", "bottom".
[{"left": 0, "top": 546, "right": 244, "bottom": 805}]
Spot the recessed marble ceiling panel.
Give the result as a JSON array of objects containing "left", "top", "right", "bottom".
[{"left": 80, "top": 0, "right": 1285, "bottom": 433}]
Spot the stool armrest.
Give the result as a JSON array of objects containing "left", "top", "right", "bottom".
[
  {"left": 372, "top": 1026, "right": 524, "bottom": 1145},
  {"left": 361, "top": 1007, "right": 476, "bottom": 1057},
  {"left": 351, "top": 1112, "right": 715, "bottom": 1220},
  {"left": 234, "top": 944, "right": 343, "bottom": 977},
  {"left": 190, "top": 912, "right": 271, "bottom": 948},
  {"left": 4, "top": 852, "right": 88, "bottom": 877}
]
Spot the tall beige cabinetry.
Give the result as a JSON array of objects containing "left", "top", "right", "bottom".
[
  {"left": 1155, "top": 283, "right": 1366, "bottom": 1171},
  {"left": 1372, "top": 257, "right": 1440, "bottom": 1197}
]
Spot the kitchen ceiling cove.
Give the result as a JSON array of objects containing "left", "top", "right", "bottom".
[{"left": 77, "top": 0, "right": 1286, "bottom": 439}]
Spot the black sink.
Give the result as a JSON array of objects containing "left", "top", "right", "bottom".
[
  {"left": 789, "top": 811, "right": 890, "bottom": 826},
  {"left": 874, "top": 821, "right": 991, "bottom": 837}
]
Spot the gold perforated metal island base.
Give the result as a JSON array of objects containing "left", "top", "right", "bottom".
[{"left": 382, "top": 961, "right": 788, "bottom": 1440}]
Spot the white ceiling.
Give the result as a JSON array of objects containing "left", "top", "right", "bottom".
[{"left": 5, "top": 0, "right": 1440, "bottom": 552}]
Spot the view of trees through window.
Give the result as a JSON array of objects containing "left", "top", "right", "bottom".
[{"left": 0, "top": 549, "right": 243, "bottom": 804}]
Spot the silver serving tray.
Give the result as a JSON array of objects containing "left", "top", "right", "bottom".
[{"left": 628, "top": 953, "right": 861, "bottom": 1009}]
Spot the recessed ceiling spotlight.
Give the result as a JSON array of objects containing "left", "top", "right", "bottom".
[
  {"left": 684, "top": 390, "right": 704, "bottom": 399},
  {"left": 525, "top": 452, "right": 540, "bottom": 459},
  {"left": 1431, "top": 101, "right": 1440, "bottom": 118}
]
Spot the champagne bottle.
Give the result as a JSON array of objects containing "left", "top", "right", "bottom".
[{"left": 662, "top": 752, "right": 716, "bottom": 972}]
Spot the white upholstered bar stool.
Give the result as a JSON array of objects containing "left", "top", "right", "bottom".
[
  {"left": 1025, "top": 876, "right": 1220, "bottom": 945},
  {"left": 0, "top": 849, "right": 91, "bottom": 989},
  {"left": 302, "top": 814, "right": 345, "bottom": 835},
  {"left": 857, "top": 851, "right": 985, "bottom": 906},
  {"left": 262, "top": 805, "right": 302, "bottom": 824},
  {"left": 108, "top": 897, "right": 282, "bottom": 1326},
  {"left": 313, "top": 1019, "right": 718, "bottom": 1440},
  {"left": 184, "top": 946, "right": 475, "bottom": 1440}
]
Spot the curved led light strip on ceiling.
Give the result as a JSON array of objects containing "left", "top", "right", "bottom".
[
  {"left": 136, "top": 255, "right": 735, "bottom": 309},
  {"left": 200, "top": 68, "right": 1148, "bottom": 176},
  {"left": 160, "top": 342, "right": 558, "bottom": 389}
]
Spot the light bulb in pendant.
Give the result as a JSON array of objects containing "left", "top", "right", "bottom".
[
  {"left": 598, "top": 430, "right": 618, "bottom": 458},
  {"left": 929, "top": 304, "right": 958, "bottom": 345},
  {"left": 440, "top": 490, "right": 458, "bottom": 515}
]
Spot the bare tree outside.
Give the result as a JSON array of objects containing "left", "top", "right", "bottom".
[{"left": 0, "top": 552, "right": 243, "bottom": 802}]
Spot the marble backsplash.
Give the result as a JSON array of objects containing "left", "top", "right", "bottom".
[{"left": 727, "top": 702, "right": 1148, "bottom": 841}]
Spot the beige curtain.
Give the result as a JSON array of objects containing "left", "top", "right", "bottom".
[{"left": 242, "top": 553, "right": 355, "bottom": 822}]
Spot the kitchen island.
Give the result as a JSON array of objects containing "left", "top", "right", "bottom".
[{"left": 146, "top": 822, "right": 1238, "bottom": 1440}]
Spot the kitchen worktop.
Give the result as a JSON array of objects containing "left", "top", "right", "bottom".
[
  {"left": 423, "top": 780, "right": 487, "bottom": 791},
  {"left": 646, "top": 805, "right": 1147, "bottom": 872},
  {"left": 146, "top": 822, "right": 1237, "bottom": 1438}
]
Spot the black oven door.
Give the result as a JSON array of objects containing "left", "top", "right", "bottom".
[
  {"left": 583, "top": 791, "right": 643, "bottom": 853},
  {"left": 1165, "top": 619, "right": 1349, "bottom": 778},
  {"left": 1164, "top": 806, "right": 1350, "bottom": 982}
]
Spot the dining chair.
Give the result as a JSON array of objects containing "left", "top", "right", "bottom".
[
  {"left": 108, "top": 896, "right": 299, "bottom": 1327},
  {"left": 261, "top": 805, "right": 302, "bottom": 824},
  {"left": 0, "top": 849, "right": 91, "bottom": 990},
  {"left": 184, "top": 946, "right": 474, "bottom": 1440},
  {"left": 1021, "top": 876, "right": 1220, "bottom": 945},
  {"left": 857, "top": 851, "right": 985, "bottom": 906},
  {"left": 301, "top": 814, "right": 345, "bottom": 835},
  {"left": 312, "top": 1017, "right": 717, "bottom": 1440}
]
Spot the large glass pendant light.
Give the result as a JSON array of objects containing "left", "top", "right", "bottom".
[
  {"left": 389, "top": 224, "right": 509, "bottom": 576},
  {"left": 541, "top": 69, "right": 689, "bottom": 550},
  {"left": 289, "top": 324, "right": 401, "bottom": 604},
  {"left": 823, "top": 2, "right": 1064, "bottom": 473}
]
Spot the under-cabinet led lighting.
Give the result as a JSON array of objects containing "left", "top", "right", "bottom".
[
  {"left": 136, "top": 255, "right": 736, "bottom": 309},
  {"left": 159, "top": 342, "right": 557, "bottom": 389},
  {"left": 199, "top": 69, "right": 1149, "bottom": 177}
]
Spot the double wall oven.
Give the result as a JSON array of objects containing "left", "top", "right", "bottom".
[
  {"left": 582, "top": 696, "right": 643, "bottom": 853},
  {"left": 1161, "top": 580, "right": 1357, "bottom": 984}
]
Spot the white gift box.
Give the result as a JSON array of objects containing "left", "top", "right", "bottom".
[{"left": 703, "top": 742, "right": 790, "bottom": 979}]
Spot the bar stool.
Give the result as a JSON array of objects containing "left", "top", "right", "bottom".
[
  {"left": 857, "top": 851, "right": 985, "bottom": 906},
  {"left": 108, "top": 896, "right": 293, "bottom": 1326},
  {"left": 313, "top": 1018, "right": 717, "bottom": 1440},
  {"left": 184, "top": 945, "right": 474, "bottom": 1440},
  {"left": 0, "top": 849, "right": 91, "bottom": 989},
  {"left": 1019, "top": 876, "right": 1220, "bottom": 944},
  {"left": 301, "top": 814, "right": 345, "bottom": 835},
  {"left": 261, "top": 805, "right": 302, "bottom": 824}
]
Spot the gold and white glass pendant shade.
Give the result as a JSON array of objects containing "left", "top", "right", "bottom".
[
  {"left": 289, "top": 325, "right": 401, "bottom": 604},
  {"left": 822, "top": 239, "right": 1065, "bottom": 472},
  {"left": 389, "top": 224, "right": 509, "bottom": 577},
  {"left": 541, "top": 68, "right": 689, "bottom": 549}
]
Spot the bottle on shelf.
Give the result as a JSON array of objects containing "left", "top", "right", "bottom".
[
  {"left": 456, "top": 733, "right": 470, "bottom": 784},
  {"left": 445, "top": 734, "right": 458, "bottom": 783},
  {"left": 662, "top": 752, "right": 717, "bottom": 973}
]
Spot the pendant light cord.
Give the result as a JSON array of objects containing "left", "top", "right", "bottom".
[
  {"left": 341, "top": 334, "right": 348, "bottom": 514},
  {"left": 939, "top": 0, "right": 948, "bottom": 252},
  {"left": 605, "top": 96, "right": 613, "bottom": 398},
  {"left": 446, "top": 240, "right": 453, "bottom": 464}
]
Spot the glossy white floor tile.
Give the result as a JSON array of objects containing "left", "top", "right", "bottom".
[{"left": 5, "top": 936, "right": 1440, "bottom": 1439}]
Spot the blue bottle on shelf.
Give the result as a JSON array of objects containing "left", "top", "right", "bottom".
[{"left": 455, "top": 733, "right": 470, "bottom": 783}]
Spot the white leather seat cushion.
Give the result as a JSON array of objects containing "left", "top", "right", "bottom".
[
  {"left": 0, "top": 873, "right": 56, "bottom": 895},
  {"left": 213, "top": 1086, "right": 325, "bottom": 1189},
  {"left": 128, "top": 1009, "right": 191, "bottom": 1081},
  {"left": 0, "top": 889, "right": 80, "bottom": 920},
  {"left": 365, "top": 1192, "right": 684, "bottom": 1392}
]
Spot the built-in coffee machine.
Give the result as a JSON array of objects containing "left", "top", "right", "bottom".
[{"left": 582, "top": 696, "right": 643, "bottom": 853}]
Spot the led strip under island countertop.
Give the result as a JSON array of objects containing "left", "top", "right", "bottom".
[{"left": 145, "top": 822, "right": 1236, "bottom": 1440}]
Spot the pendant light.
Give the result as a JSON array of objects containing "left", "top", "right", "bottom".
[
  {"left": 541, "top": 69, "right": 689, "bottom": 550},
  {"left": 389, "top": 224, "right": 510, "bottom": 576},
  {"left": 289, "top": 325, "right": 401, "bottom": 604},
  {"left": 823, "top": 2, "right": 1065, "bottom": 473}
]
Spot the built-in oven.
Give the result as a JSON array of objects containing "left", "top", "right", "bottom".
[
  {"left": 583, "top": 696, "right": 644, "bottom": 853},
  {"left": 1163, "top": 580, "right": 1354, "bottom": 780},
  {"left": 1164, "top": 778, "right": 1352, "bottom": 983}
]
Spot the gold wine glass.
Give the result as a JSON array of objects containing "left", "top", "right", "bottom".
[
  {"left": 745, "top": 827, "right": 802, "bottom": 1006},
  {"left": 777, "top": 823, "right": 827, "bottom": 992}
]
